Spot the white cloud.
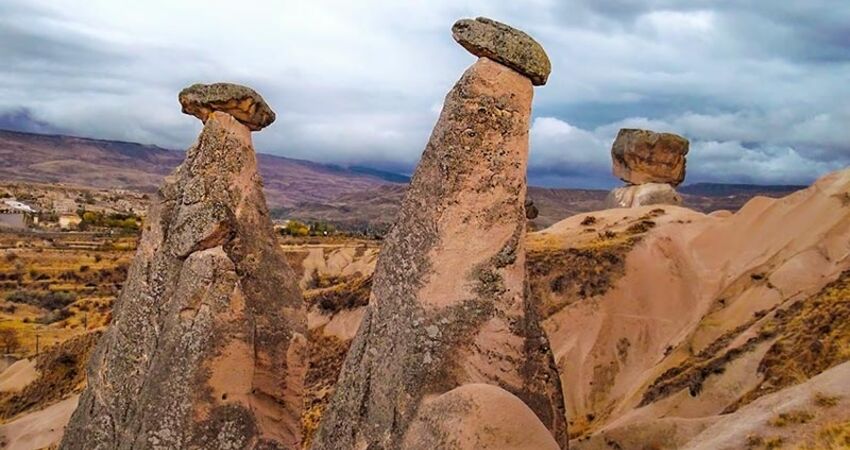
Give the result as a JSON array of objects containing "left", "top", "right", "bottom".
[{"left": 0, "top": 0, "right": 848, "bottom": 186}]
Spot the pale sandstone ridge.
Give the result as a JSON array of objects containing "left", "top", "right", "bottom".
[
  {"left": 531, "top": 167, "right": 850, "bottom": 449},
  {"left": 612, "top": 128, "right": 689, "bottom": 186},
  {"left": 60, "top": 85, "right": 306, "bottom": 449},
  {"left": 179, "top": 82, "right": 276, "bottom": 131},
  {"left": 452, "top": 17, "right": 552, "bottom": 86},
  {"left": 605, "top": 182, "right": 682, "bottom": 208},
  {"left": 313, "top": 20, "right": 566, "bottom": 450}
]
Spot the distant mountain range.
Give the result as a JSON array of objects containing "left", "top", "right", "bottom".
[
  {"left": 679, "top": 182, "right": 806, "bottom": 196},
  {"left": 0, "top": 129, "right": 806, "bottom": 230},
  {"left": 0, "top": 129, "right": 403, "bottom": 209}
]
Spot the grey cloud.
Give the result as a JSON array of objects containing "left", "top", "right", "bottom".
[
  {"left": 0, "top": 0, "right": 848, "bottom": 188},
  {"left": 0, "top": 108, "right": 64, "bottom": 134}
]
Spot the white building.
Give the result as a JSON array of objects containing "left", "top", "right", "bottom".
[{"left": 0, "top": 199, "right": 38, "bottom": 229}]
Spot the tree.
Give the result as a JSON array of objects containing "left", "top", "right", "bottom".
[
  {"left": 282, "top": 220, "right": 310, "bottom": 237},
  {"left": 0, "top": 328, "right": 20, "bottom": 355}
]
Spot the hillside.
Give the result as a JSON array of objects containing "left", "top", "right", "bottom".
[
  {"left": 0, "top": 129, "right": 805, "bottom": 232},
  {"left": 293, "top": 168, "right": 850, "bottom": 449},
  {"left": 0, "top": 169, "right": 847, "bottom": 448},
  {"left": 280, "top": 184, "right": 805, "bottom": 231},
  {"left": 531, "top": 167, "right": 850, "bottom": 448},
  {"left": 0, "top": 129, "right": 402, "bottom": 209}
]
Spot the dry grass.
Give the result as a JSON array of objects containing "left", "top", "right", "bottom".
[
  {"left": 734, "top": 270, "right": 850, "bottom": 409},
  {"left": 747, "top": 435, "right": 785, "bottom": 449},
  {"left": 580, "top": 215, "right": 597, "bottom": 226},
  {"left": 303, "top": 274, "right": 372, "bottom": 314},
  {"left": 770, "top": 409, "right": 814, "bottom": 428},
  {"left": 646, "top": 270, "right": 850, "bottom": 410},
  {"left": 0, "top": 233, "right": 132, "bottom": 356},
  {"left": 528, "top": 240, "right": 634, "bottom": 318},
  {"left": 814, "top": 392, "right": 841, "bottom": 408},
  {"left": 301, "top": 329, "right": 351, "bottom": 449},
  {"left": 796, "top": 421, "right": 850, "bottom": 450},
  {"left": 0, "top": 330, "right": 101, "bottom": 421},
  {"left": 832, "top": 192, "right": 850, "bottom": 207}
]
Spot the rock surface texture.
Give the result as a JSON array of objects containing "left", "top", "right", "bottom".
[
  {"left": 611, "top": 129, "right": 689, "bottom": 186},
  {"left": 605, "top": 183, "right": 683, "bottom": 209},
  {"left": 179, "top": 83, "right": 276, "bottom": 131},
  {"left": 60, "top": 91, "right": 306, "bottom": 449},
  {"left": 607, "top": 128, "right": 689, "bottom": 208},
  {"left": 452, "top": 17, "right": 551, "bottom": 86},
  {"left": 313, "top": 42, "right": 567, "bottom": 449}
]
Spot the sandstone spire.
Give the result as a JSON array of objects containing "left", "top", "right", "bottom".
[
  {"left": 606, "top": 128, "right": 689, "bottom": 208},
  {"left": 313, "top": 18, "right": 567, "bottom": 449},
  {"left": 60, "top": 83, "right": 307, "bottom": 449}
]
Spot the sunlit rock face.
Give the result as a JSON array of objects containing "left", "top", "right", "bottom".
[
  {"left": 611, "top": 128, "right": 689, "bottom": 186},
  {"left": 313, "top": 18, "right": 567, "bottom": 450},
  {"left": 605, "top": 182, "right": 683, "bottom": 209}
]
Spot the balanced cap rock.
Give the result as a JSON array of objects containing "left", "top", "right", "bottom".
[
  {"left": 61, "top": 84, "right": 307, "bottom": 449},
  {"left": 452, "top": 17, "right": 551, "bottom": 86},
  {"left": 606, "top": 128, "right": 690, "bottom": 209},
  {"left": 313, "top": 19, "right": 566, "bottom": 450},
  {"left": 179, "top": 82, "right": 276, "bottom": 131},
  {"left": 612, "top": 128, "right": 689, "bottom": 186}
]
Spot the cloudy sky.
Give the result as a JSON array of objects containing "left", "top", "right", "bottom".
[{"left": 2, "top": 1, "right": 849, "bottom": 188}]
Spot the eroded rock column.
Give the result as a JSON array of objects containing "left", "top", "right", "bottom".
[
  {"left": 60, "top": 83, "right": 307, "bottom": 450},
  {"left": 313, "top": 18, "right": 567, "bottom": 449}
]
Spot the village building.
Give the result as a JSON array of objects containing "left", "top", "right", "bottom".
[{"left": 0, "top": 199, "right": 38, "bottom": 229}]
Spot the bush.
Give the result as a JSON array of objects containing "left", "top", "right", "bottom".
[
  {"left": 0, "top": 328, "right": 20, "bottom": 354},
  {"left": 5, "top": 290, "right": 77, "bottom": 310},
  {"left": 281, "top": 220, "right": 310, "bottom": 237},
  {"left": 78, "top": 210, "right": 141, "bottom": 232},
  {"left": 36, "top": 308, "right": 73, "bottom": 325}
]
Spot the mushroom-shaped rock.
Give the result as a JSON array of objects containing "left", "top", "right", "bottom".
[
  {"left": 313, "top": 56, "right": 567, "bottom": 450},
  {"left": 179, "top": 82, "right": 276, "bottom": 131},
  {"left": 452, "top": 17, "right": 551, "bottom": 86},
  {"left": 60, "top": 111, "right": 306, "bottom": 449},
  {"left": 612, "top": 128, "right": 690, "bottom": 185}
]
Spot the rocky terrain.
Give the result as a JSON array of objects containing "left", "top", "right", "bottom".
[
  {"left": 305, "top": 167, "right": 850, "bottom": 450},
  {"left": 1, "top": 168, "right": 848, "bottom": 449},
  {"left": 0, "top": 232, "right": 381, "bottom": 449},
  {"left": 0, "top": 13, "right": 846, "bottom": 450},
  {"left": 534, "top": 167, "right": 850, "bottom": 449}
]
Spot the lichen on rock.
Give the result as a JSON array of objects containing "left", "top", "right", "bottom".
[
  {"left": 312, "top": 22, "right": 566, "bottom": 449},
  {"left": 452, "top": 17, "right": 552, "bottom": 86},
  {"left": 179, "top": 82, "right": 276, "bottom": 131}
]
